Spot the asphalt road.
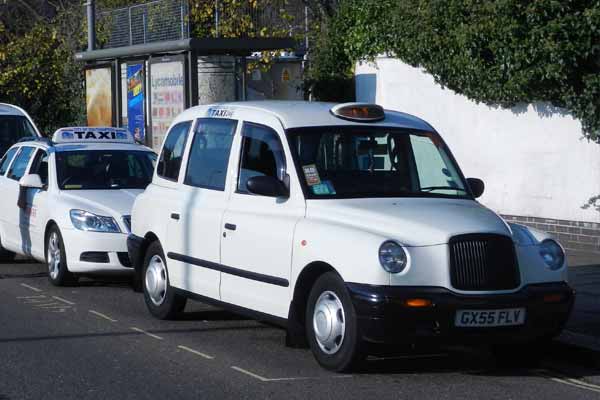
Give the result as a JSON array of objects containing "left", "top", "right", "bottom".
[{"left": 1, "top": 262, "right": 600, "bottom": 400}]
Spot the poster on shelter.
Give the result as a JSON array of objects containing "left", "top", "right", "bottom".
[
  {"left": 127, "top": 63, "right": 145, "bottom": 143},
  {"left": 86, "top": 67, "right": 113, "bottom": 126},
  {"left": 150, "top": 60, "right": 185, "bottom": 150}
]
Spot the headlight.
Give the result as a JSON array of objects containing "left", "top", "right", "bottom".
[
  {"left": 379, "top": 241, "right": 408, "bottom": 273},
  {"left": 70, "top": 209, "right": 121, "bottom": 233},
  {"left": 539, "top": 239, "right": 565, "bottom": 270}
]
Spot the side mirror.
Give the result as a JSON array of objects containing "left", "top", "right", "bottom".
[
  {"left": 246, "top": 176, "right": 289, "bottom": 198},
  {"left": 19, "top": 174, "right": 43, "bottom": 189},
  {"left": 467, "top": 177, "right": 485, "bottom": 198}
]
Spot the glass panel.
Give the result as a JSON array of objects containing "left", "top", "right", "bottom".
[
  {"left": 0, "top": 147, "right": 19, "bottom": 176},
  {"left": 7, "top": 146, "right": 35, "bottom": 181},
  {"left": 157, "top": 121, "right": 191, "bottom": 181},
  {"left": 184, "top": 118, "right": 237, "bottom": 191}
]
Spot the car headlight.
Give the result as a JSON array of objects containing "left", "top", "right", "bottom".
[
  {"left": 379, "top": 241, "right": 408, "bottom": 273},
  {"left": 539, "top": 239, "right": 565, "bottom": 270},
  {"left": 70, "top": 209, "right": 121, "bottom": 233}
]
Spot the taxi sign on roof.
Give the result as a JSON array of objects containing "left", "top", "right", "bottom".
[{"left": 53, "top": 127, "right": 135, "bottom": 144}]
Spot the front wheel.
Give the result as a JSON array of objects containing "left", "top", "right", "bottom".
[
  {"left": 46, "top": 226, "right": 77, "bottom": 286},
  {"left": 306, "top": 272, "right": 365, "bottom": 372},
  {"left": 142, "top": 241, "right": 186, "bottom": 320}
]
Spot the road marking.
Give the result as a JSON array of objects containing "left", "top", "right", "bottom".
[
  {"left": 177, "top": 345, "right": 214, "bottom": 360},
  {"left": 537, "top": 370, "right": 600, "bottom": 394},
  {"left": 230, "top": 366, "right": 352, "bottom": 382},
  {"left": 231, "top": 366, "right": 269, "bottom": 382},
  {"left": 52, "top": 296, "right": 75, "bottom": 305},
  {"left": 89, "top": 310, "right": 117, "bottom": 322},
  {"left": 131, "top": 327, "right": 163, "bottom": 340},
  {"left": 20, "top": 283, "right": 42, "bottom": 292},
  {"left": 35, "top": 302, "right": 61, "bottom": 308},
  {"left": 17, "top": 295, "right": 46, "bottom": 299}
]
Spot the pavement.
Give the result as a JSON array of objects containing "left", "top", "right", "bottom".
[{"left": 0, "top": 253, "right": 600, "bottom": 399}]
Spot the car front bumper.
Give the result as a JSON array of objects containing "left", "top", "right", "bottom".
[
  {"left": 61, "top": 228, "right": 132, "bottom": 274},
  {"left": 347, "top": 282, "right": 574, "bottom": 346}
]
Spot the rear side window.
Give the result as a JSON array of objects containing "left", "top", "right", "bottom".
[
  {"left": 0, "top": 116, "right": 36, "bottom": 156},
  {"left": 157, "top": 121, "right": 191, "bottom": 181},
  {"left": 0, "top": 147, "right": 19, "bottom": 176},
  {"left": 184, "top": 118, "right": 237, "bottom": 190},
  {"left": 7, "top": 146, "right": 35, "bottom": 181}
]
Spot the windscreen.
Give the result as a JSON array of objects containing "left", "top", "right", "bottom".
[
  {"left": 56, "top": 150, "right": 156, "bottom": 190},
  {"left": 0, "top": 115, "right": 37, "bottom": 154},
  {"left": 287, "top": 127, "right": 469, "bottom": 199}
]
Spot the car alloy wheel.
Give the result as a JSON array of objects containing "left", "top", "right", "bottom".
[{"left": 47, "top": 231, "right": 61, "bottom": 280}]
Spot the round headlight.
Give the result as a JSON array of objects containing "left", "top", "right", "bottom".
[
  {"left": 539, "top": 239, "right": 565, "bottom": 270},
  {"left": 379, "top": 241, "right": 408, "bottom": 273}
]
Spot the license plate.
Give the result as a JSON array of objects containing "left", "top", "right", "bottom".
[{"left": 455, "top": 308, "right": 526, "bottom": 327}]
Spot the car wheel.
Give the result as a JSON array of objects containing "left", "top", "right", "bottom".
[
  {"left": 142, "top": 241, "right": 186, "bottom": 320},
  {"left": 306, "top": 272, "right": 365, "bottom": 372},
  {"left": 46, "top": 226, "right": 77, "bottom": 286}
]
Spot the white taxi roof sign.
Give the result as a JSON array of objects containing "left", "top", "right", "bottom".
[
  {"left": 331, "top": 103, "right": 385, "bottom": 122},
  {"left": 53, "top": 127, "right": 135, "bottom": 144}
]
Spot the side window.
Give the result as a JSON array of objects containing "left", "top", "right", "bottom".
[
  {"left": 237, "top": 123, "right": 286, "bottom": 193},
  {"left": 7, "top": 146, "right": 35, "bottom": 181},
  {"left": 184, "top": 118, "right": 237, "bottom": 190},
  {"left": 29, "top": 149, "right": 49, "bottom": 186},
  {"left": 157, "top": 121, "right": 191, "bottom": 181},
  {"left": 0, "top": 147, "right": 19, "bottom": 176}
]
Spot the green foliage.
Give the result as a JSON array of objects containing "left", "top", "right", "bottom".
[{"left": 309, "top": 0, "right": 600, "bottom": 140}]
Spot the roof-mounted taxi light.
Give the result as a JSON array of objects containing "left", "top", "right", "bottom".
[
  {"left": 52, "top": 127, "right": 135, "bottom": 144},
  {"left": 404, "top": 298, "right": 433, "bottom": 308},
  {"left": 331, "top": 103, "right": 385, "bottom": 122}
]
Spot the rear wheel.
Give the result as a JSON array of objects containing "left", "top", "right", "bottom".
[
  {"left": 142, "top": 241, "right": 186, "bottom": 319},
  {"left": 306, "top": 272, "right": 365, "bottom": 372},
  {"left": 46, "top": 226, "right": 77, "bottom": 286}
]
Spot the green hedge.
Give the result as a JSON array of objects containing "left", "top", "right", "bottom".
[{"left": 308, "top": 0, "right": 600, "bottom": 141}]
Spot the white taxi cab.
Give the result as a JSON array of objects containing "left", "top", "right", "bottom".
[
  {"left": 127, "top": 102, "right": 573, "bottom": 371},
  {"left": 0, "top": 127, "right": 156, "bottom": 285}
]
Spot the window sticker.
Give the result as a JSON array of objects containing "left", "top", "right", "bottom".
[
  {"left": 64, "top": 184, "right": 83, "bottom": 189},
  {"left": 311, "top": 180, "right": 336, "bottom": 195},
  {"left": 302, "top": 164, "right": 321, "bottom": 186}
]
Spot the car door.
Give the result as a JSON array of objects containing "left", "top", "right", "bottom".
[
  {"left": 166, "top": 118, "right": 238, "bottom": 300},
  {"left": 0, "top": 146, "right": 20, "bottom": 251},
  {"left": 21, "top": 148, "right": 50, "bottom": 259},
  {"left": 220, "top": 120, "right": 305, "bottom": 319},
  {"left": 2, "top": 145, "right": 36, "bottom": 253}
]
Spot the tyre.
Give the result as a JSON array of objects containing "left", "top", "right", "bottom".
[
  {"left": 46, "top": 225, "right": 77, "bottom": 286},
  {"left": 306, "top": 272, "right": 365, "bottom": 372},
  {"left": 142, "top": 241, "right": 186, "bottom": 320}
]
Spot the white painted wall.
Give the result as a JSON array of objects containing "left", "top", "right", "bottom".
[{"left": 356, "top": 57, "right": 600, "bottom": 223}]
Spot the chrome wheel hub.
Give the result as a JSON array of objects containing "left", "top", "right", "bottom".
[
  {"left": 313, "top": 290, "right": 346, "bottom": 355},
  {"left": 47, "top": 232, "right": 61, "bottom": 280},
  {"left": 145, "top": 255, "right": 167, "bottom": 306}
]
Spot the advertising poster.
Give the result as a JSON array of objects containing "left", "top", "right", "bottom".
[
  {"left": 150, "top": 60, "right": 185, "bottom": 150},
  {"left": 127, "top": 63, "right": 145, "bottom": 143},
  {"left": 85, "top": 67, "right": 113, "bottom": 126}
]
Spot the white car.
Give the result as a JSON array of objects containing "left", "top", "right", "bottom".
[
  {"left": 127, "top": 101, "right": 574, "bottom": 371},
  {"left": 0, "top": 127, "right": 156, "bottom": 285},
  {"left": 0, "top": 103, "right": 42, "bottom": 155}
]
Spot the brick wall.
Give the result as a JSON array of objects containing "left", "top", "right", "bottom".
[{"left": 502, "top": 215, "right": 600, "bottom": 254}]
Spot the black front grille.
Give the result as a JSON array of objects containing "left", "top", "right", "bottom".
[
  {"left": 80, "top": 252, "right": 110, "bottom": 263},
  {"left": 449, "top": 234, "right": 520, "bottom": 291}
]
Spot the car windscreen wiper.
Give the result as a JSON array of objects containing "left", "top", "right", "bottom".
[{"left": 419, "top": 186, "right": 468, "bottom": 192}]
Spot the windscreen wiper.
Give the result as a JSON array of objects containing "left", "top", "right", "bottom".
[{"left": 419, "top": 186, "right": 468, "bottom": 192}]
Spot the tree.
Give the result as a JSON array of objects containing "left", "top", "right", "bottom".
[{"left": 309, "top": 0, "right": 600, "bottom": 141}]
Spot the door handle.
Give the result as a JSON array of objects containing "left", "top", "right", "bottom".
[
  {"left": 224, "top": 223, "right": 236, "bottom": 231},
  {"left": 170, "top": 213, "right": 180, "bottom": 220}
]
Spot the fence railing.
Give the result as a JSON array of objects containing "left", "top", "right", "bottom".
[{"left": 96, "top": 0, "right": 306, "bottom": 49}]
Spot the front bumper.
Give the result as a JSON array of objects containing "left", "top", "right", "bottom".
[
  {"left": 61, "top": 228, "right": 132, "bottom": 274},
  {"left": 347, "top": 282, "right": 574, "bottom": 346}
]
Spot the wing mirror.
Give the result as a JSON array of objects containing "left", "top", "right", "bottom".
[
  {"left": 19, "top": 174, "right": 44, "bottom": 189},
  {"left": 467, "top": 178, "right": 485, "bottom": 198},
  {"left": 246, "top": 176, "right": 289, "bottom": 198}
]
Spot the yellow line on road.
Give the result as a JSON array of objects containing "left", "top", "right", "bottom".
[
  {"left": 89, "top": 310, "right": 117, "bottom": 322},
  {"left": 177, "top": 345, "right": 214, "bottom": 360},
  {"left": 20, "top": 283, "right": 42, "bottom": 292},
  {"left": 131, "top": 327, "right": 163, "bottom": 340}
]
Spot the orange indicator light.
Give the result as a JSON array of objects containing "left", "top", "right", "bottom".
[
  {"left": 405, "top": 298, "right": 433, "bottom": 308},
  {"left": 543, "top": 293, "right": 564, "bottom": 303}
]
